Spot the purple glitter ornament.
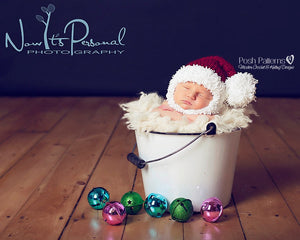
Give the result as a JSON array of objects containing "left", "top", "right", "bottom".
[
  {"left": 102, "top": 201, "right": 127, "bottom": 225},
  {"left": 201, "top": 197, "right": 223, "bottom": 223}
]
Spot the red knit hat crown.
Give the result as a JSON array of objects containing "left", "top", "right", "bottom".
[{"left": 187, "top": 56, "right": 236, "bottom": 82}]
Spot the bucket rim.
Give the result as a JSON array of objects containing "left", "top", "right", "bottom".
[{"left": 149, "top": 128, "right": 241, "bottom": 136}]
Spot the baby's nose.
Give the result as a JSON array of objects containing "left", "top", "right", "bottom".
[{"left": 187, "top": 91, "right": 197, "bottom": 100}]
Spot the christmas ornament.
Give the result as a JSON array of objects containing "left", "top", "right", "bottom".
[
  {"left": 169, "top": 198, "right": 193, "bottom": 222},
  {"left": 87, "top": 187, "right": 110, "bottom": 210},
  {"left": 200, "top": 197, "right": 223, "bottom": 223},
  {"left": 121, "top": 191, "right": 144, "bottom": 215},
  {"left": 102, "top": 201, "right": 127, "bottom": 225},
  {"left": 144, "top": 193, "right": 168, "bottom": 218}
]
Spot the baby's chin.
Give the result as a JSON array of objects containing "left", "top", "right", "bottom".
[
  {"left": 175, "top": 101, "right": 198, "bottom": 110},
  {"left": 178, "top": 104, "right": 196, "bottom": 110},
  {"left": 176, "top": 102, "right": 191, "bottom": 110},
  {"left": 178, "top": 103, "right": 208, "bottom": 111}
]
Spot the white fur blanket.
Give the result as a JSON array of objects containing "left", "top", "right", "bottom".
[{"left": 120, "top": 92, "right": 257, "bottom": 134}]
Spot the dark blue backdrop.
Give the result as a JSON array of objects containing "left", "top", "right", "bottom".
[{"left": 0, "top": 0, "right": 298, "bottom": 97}]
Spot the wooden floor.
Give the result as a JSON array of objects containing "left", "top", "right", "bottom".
[{"left": 0, "top": 97, "right": 299, "bottom": 240}]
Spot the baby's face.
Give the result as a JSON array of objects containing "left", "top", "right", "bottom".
[{"left": 173, "top": 82, "right": 213, "bottom": 110}]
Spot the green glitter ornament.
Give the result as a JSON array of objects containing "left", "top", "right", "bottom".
[
  {"left": 121, "top": 191, "right": 144, "bottom": 215},
  {"left": 169, "top": 198, "right": 193, "bottom": 222}
]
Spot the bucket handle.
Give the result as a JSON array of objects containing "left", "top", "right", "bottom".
[{"left": 127, "top": 122, "right": 216, "bottom": 169}]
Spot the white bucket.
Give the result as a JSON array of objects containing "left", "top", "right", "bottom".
[{"left": 135, "top": 129, "right": 241, "bottom": 212}]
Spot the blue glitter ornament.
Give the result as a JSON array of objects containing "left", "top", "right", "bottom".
[
  {"left": 144, "top": 193, "right": 168, "bottom": 218},
  {"left": 87, "top": 187, "right": 110, "bottom": 210}
]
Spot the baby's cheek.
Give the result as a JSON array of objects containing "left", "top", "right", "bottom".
[{"left": 193, "top": 98, "right": 209, "bottom": 109}]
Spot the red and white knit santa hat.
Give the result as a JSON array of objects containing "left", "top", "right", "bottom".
[{"left": 166, "top": 56, "right": 258, "bottom": 115}]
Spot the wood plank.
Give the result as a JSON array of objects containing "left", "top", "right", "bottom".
[
  {"left": 0, "top": 97, "right": 76, "bottom": 143},
  {"left": 245, "top": 114, "right": 300, "bottom": 223},
  {"left": 0, "top": 132, "right": 45, "bottom": 178},
  {"left": 0, "top": 98, "right": 45, "bottom": 134},
  {"left": 0, "top": 98, "right": 36, "bottom": 143},
  {"left": 0, "top": 135, "right": 68, "bottom": 233},
  {"left": 124, "top": 214, "right": 182, "bottom": 240},
  {"left": 232, "top": 132, "right": 300, "bottom": 240},
  {"left": 0, "top": 98, "right": 107, "bottom": 233},
  {"left": 253, "top": 98, "right": 300, "bottom": 157},
  {"left": 22, "top": 97, "right": 77, "bottom": 132},
  {"left": 0, "top": 98, "right": 123, "bottom": 240},
  {"left": 270, "top": 98, "right": 299, "bottom": 119},
  {"left": 60, "top": 120, "right": 138, "bottom": 240},
  {"left": 0, "top": 97, "right": 29, "bottom": 120}
]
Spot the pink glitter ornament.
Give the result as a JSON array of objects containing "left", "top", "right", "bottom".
[
  {"left": 201, "top": 197, "right": 223, "bottom": 223},
  {"left": 102, "top": 201, "right": 127, "bottom": 225}
]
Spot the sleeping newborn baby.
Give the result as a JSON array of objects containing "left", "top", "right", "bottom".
[
  {"left": 120, "top": 56, "right": 258, "bottom": 134},
  {"left": 153, "top": 82, "right": 214, "bottom": 121},
  {"left": 153, "top": 56, "right": 258, "bottom": 122}
]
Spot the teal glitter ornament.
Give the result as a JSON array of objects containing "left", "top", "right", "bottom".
[
  {"left": 87, "top": 187, "right": 110, "bottom": 210},
  {"left": 144, "top": 193, "right": 168, "bottom": 218},
  {"left": 121, "top": 191, "right": 144, "bottom": 215},
  {"left": 169, "top": 198, "right": 193, "bottom": 222}
]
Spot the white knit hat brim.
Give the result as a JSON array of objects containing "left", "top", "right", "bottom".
[{"left": 166, "top": 65, "right": 226, "bottom": 115}]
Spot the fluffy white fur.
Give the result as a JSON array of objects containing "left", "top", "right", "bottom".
[
  {"left": 120, "top": 92, "right": 257, "bottom": 134},
  {"left": 226, "top": 72, "right": 258, "bottom": 108}
]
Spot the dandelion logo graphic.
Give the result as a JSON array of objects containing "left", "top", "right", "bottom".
[{"left": 35, "top": 4, "right": 55, "bottom": 50}]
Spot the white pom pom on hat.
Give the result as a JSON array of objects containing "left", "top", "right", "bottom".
[
  {"left": 166, "top": 56, "right": 258, "bottom": 115},
  {"left": 226, "top": 72, "right": 258, "bottom": 108}
]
